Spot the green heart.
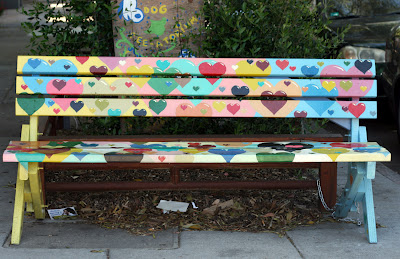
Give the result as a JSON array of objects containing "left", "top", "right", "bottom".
[
  {"left": 36, "top": 79, "right": 43, "bottom": 85},
  {"left": 149, "top": 99, "right": 167, "bottom": 114},
  {"left": 148, "top": 68, "right": 180, "bottom": 95},
  {"left": 95, "top": 99, "right": 109, "bottom": 111},
  {"left": 17, "top": 98, "right": 45, "bottom": 115},
  {"left": 256, "top": 153, "right": 295, "bottom": 162},
  {"left": 200, "top": 108, "right": 208, "bottom": 115},
  {"left": 193, "top": 86, "right": 200, "bottom": 91},
  {"left": 344, "top": 61, "right": 350, "bottom": 66},
  {"left": 340, "top": 81, "right": 353, "bottom": 91},
  {"left": 88, "top": 82, "right": 95, "bottom": 87}
]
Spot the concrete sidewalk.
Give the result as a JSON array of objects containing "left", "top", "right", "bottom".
[{"left": 1, "top": 4, "right": 400, "bottom": 259}]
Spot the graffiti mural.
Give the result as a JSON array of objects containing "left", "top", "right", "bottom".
[{"left": 113, "top": 0, "right": 203, "bottom": 57}]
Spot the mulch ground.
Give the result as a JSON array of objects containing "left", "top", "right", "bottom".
[{"left": 44, "top": 167, "right": 327, "bottom": 236}]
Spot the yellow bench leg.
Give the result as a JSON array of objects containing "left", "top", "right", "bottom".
[
  {"left": 28, "top": 162, "right": 45, "bottom": 219},
  {"left": 11, "top": 164, "right": 27, "bottom": 245}
]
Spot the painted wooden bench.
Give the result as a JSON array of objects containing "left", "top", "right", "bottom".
[{"left": 2, "top": 56, "right": 391, "bottom": 244}]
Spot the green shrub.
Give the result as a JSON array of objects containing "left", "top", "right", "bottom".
[{"left": 20, "top": 0, "right": 116, "bottom": 56}]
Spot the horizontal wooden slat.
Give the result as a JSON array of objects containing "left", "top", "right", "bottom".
[
  {"left": 16, "top": 76, "right": 377, "bottom": 97},
  {"left": 15, "top": 97, "right": 377, "bottom": 119},
  {"left": 17, "top": 56, "right": 376, "bottom": 78},
  {"left": 3, "top": 140, "right": 390, "bottom": 163}
]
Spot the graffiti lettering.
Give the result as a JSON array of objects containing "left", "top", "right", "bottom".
[{"left": 143, "top": 5, "right": 167, "bottom": 14}]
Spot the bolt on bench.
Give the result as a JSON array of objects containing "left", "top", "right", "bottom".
[{"left": 3, "top": 56, "right": 391, "bottom": 244}]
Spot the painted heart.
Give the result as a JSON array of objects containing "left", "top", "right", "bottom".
[
  {"left": 294, "top": 111, "right": 307, "bottom": 117},
  {"left": 165, "top": 81, "right": 173, "bottom": 87},
  {"left": 175, "top": 78, "right": 191, "bottom": 87},
  {"left": 212, "top": 101, "right": 226, "bottom": 112},
  {"left": 17, "top": 98, "right": 45, "bottom": 115},
  {"left": 149, "top": 99, "right": 167, "bottom": 114},
  {"left": 284, "top": 80, "right": 291, "bottom": 86},
  {"left": 133, "top": 109, "right": 147, "bottom": 116},
  {"left": 344, "top": 61, "right": 350, "bottom": 66},
  {"left": 355, "top": 60, "right": 372, "bottom": 74},
  {"left": 21, "top": 84, "right": 28, "bottom": 90},
  {"left": 302, "top": 87, "right": 308, "bottom": 92},
  {"left": 328, "top": 110, "right": 334, "bottom": 115},
  {"left": 247, "top": 59, "right": 254, "bottom": 64},
  {"left": 53, "top": 98, "right": 75, "bottom": 111},
  {"left": 276, "top": 60, "right": 289, "bottom": 70},
  {"left": 135, "top": 59, "right": 142, "bottom": 64},
  {"left": 340, "top": 81, "right": 353, "bottom": 91},
  {"left": 227, "top": 103, "right": 240, "bottom": 115},
  {"left": 348, "top": 103, "right": 366, "bottom": 118},
  {"left": 232, "top": 65, "right": 239, "bottom": 70},
  {"left": 28, "top": 58, "right": 41, "bottom": 69},
  {"left": 158, "top": 156, "right": 166, "bottom": 162},
  {"left": 219, "top": 86, "right": 225, "bottom": 92},
  {"left": 289, "top": 66, "right": 296, "bottom": 71},
  {"left": 231, "top": 85, "right": 249, "bottom": 97},
  {"left": 261, "top": 90, "right": 287, "bottom": 97},
  {"left": 95, "top": 99, "right": 109, "bottom": 111},
  {"left": 317, "top": 61, "right": 324, "bottom": 67},
  {"left": 52, "top": 79, "right": 67, "bottom": 91},
  {"left": 48, "top": 59, "right": 55, "bottom": 65},
  {"left": 108, "top": 109, "right": 122, "bottom": 116},
  {"left": 360, "top": 86, "right": 367, "bottom": 92},
  {"left": 180, "top": 104, "right": 188, "bottom": 110},
  {"left": 342, "top": 106, "right": 348, "bottom": 112},
  {"left": 132, "top": 101, "right": 139, "bottom": 107},
  {"left": 125, "top": 82, "right": 132, "bottom": 88},
  {"left": 193, "top": 86, "right": 200, "bottom": 91},
  {"left": 200, "top": 108, "right": 208, "bottom": 115},
  {"left": 70, "top": 101, "right": 84, "bottom": 112},
  {"left": 64, "top": 65, "right": 70, "bottom": 70},
  {"left": 322, "top": 81, "right": 336, "bottom": 92},
  {"left": 199, "top": 62, "right": 226, "bottom": 76},
  {"left": 88, "top": 82, "right": 95, "bottom": 87},
  {"left": 110, "top": 85, "right": 116, "bottom": 91},
  {"left": 99, "top": 57, "right": 120, "bottom": 71},
  {"left": 89, "top": 66, "right": 108, "bottom": 75},
  {"left": 36, "top": 79, "right": 43, "bottom": 85},
  {"left": 119, "top": 60, "right": 126, "bottom": 66},
  {"left": 261, "top": 100, "right": 287, "bottom": 115},
  {"left": 148, "top": 77, "right": 179, "bottom": 95},
  {"left": 370, "top": 111, "right": 377, "bottom": 116},
  {"left": 256, "top": 60, "right": 270, "bottom": 71},
  {"left": 45, "top": 99, "right": 55, "bottom": 107},
  {"left": 301, "top": 65, "right": 319, "bottom": 77},
  {"left": 156, "top": 60, "right": 170, "bottom": 71},
  {"left": 53, "top": 108, "right": 60, "bottom": 114},
  {"left": 257, "top": 81, "right": 264, "bottom": 86},
  {"left": 76, "top": 56, "right": 89, "bottom": 64}
]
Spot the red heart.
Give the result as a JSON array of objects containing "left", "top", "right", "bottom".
[
  {"left": 330, "top": 143, "right": 367, "bottom": 148},
  {"left": 227, "top": 103, "right": 240, "bottom": 115},
  {"left": 180, "top": 104, "right": 188, "bottom": 111},
  {"left": 21, "top": 84, "right": 28, "bottom": 90},
  {"left": 125, "top": 82, "right": 132, "bottom": 88},
  {"left": 256, "top": 60, "right": 270, "bottom": 71},
  {"left": 199, "top": 62, "right": 226, "bottom": 76},
  {"left": 158, "top": 156, "right": 166, "bottom": 162},
  {"left": 276, "top": 60, "right": 289, "bottom": 70},
  {"left": 53, "top": 108, "right": 60, "bottom": 114},
  {"left": 76, "top": 56, "right": 89, "bottom": 65},
  {"left": 289, "top": 66, "right": 296, "bottom": 71},
  {"left": 348, "top": 103, "right": 366, "bottom": 118}
]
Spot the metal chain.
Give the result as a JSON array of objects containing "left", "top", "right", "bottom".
[
  {"left": 317, "top": 179, "right": 362, "bottom": 226},
  {"left": 316, "top": 179, "right": 335, "bottom": 212}
]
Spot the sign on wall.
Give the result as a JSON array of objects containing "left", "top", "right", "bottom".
[{"left": 113, "top": 0, "right": 203, "bottom": 57}]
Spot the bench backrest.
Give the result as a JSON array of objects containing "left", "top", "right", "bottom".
[{"left": 16, "top": 56, "right": 376, "bottom": 122}]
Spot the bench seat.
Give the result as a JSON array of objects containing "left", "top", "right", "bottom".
[{"left": 3, "top": 140, "right": 390, "bottom": 163}]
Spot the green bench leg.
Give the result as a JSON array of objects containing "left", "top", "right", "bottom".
[{"left": 335, "top": 162, "right": 377, "bottom": 243}]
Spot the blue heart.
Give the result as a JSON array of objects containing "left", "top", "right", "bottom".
[
  {"left": 135, "top": 59, "right": 142, "bottom": 64},
  {"left": 80, "top": 143, "right": 99, "bottom": 147},
  {"left": 133, "top": 109, "right": 147, "bottom": 116},
  {"left": 71, "top": 152, "right": 90, "bottom": 161},
  {"left": 28, "top": 58, "right": 42, "bottom": 69},
  {"left": 219, "top": 87, "right": 225, "bottom": 92},
  {"left": 328, "top": 110, "right": 334, "bottom": 115},
  {"left": 258, "top": 81, "right": 264, "bottom": 86},
  {"left": 301, "top": 66, "right": 319, "bottom": 77},
  {"left": 70, "top": 101, "right": 84, "bottom": 112},
  {"left": 45, "top": 99, "right": 55, "bottom": 107},
  {"left": 156, "top": 60, "right": 170, "bottom": 71},
  {"left": 231, "top": 85, "right": 249, "bottom": 97},
  {"left": 165, "top": 81, "right": 173, "bottom": 87},
  {"left": 208, "top": 149, "right": 246, "bottom": 163},
  {"left": 108, "top": 109, "right": 121, "bottom": 116},
  {"left": 75, "top": 79, "right": 82, "bottom": 84}
]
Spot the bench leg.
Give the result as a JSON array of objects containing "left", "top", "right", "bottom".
[
  {"left": 319, "top": 163, "right": 337, "bottom": 210},
  {"left": 11, "top": 165, "right": 27, "bottom": 245},
  {"left": 335, "top": 162, "right": 377, "bottom": 243},
  {"left": 28, "top": 162, "right": 45, "bottom": 219}
]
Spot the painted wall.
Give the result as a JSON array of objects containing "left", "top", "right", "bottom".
[{"left": 113, "top": 0, "right": 203, "bottom": 57}]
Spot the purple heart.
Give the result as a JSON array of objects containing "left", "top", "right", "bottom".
[
  {"left": 132, "top": 101, "right": 139, "bottom": 106},
  {"left": 52, "top": 80, "right": 66, "bottom": 91}
]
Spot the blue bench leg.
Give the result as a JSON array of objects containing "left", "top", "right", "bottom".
[
  {"left": 362, "top": 177, "right": 377, "bottom": 243},
  {"left": 335, "top": 162, "right": 378, "bottom": 243}
]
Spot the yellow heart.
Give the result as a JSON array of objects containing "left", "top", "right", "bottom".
[
  {"left": 312, "top": 148, "right": 349, "bottom": 162},
  {"left": 241, "top": 78, "right": 260, "bottom": 91},
  {"left": 180, "top": 148, "right": 204, "bottom": 154},
  {"left": 317, "top": 62, "right": 324, "bottom": 67},
  {"left": 360, "top": 86, "right": 367, "bottom": 92},
  {"left": 89, "top": 108, "right": 96, "bottom": 113},
  {"left": 322, "top": 81, "right": 336, "bottom": 92},
  {"left": 212, "top": 101, "right": 226, "bottom": 112}
]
